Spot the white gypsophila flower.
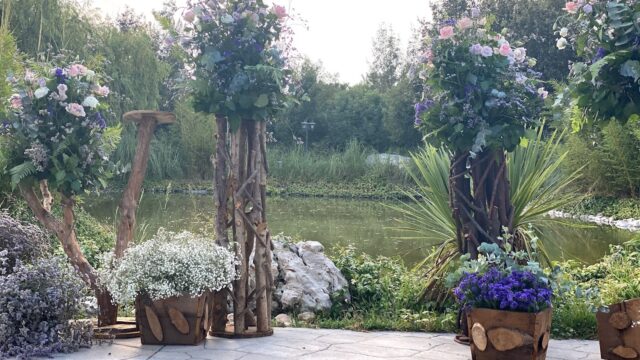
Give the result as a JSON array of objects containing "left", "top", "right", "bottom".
[{"left": 99, "top": 228, "right": 238, "bottom": 304}]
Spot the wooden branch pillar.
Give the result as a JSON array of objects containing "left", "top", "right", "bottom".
[{"left": 210, "top": 117, "right": 273, "bottom": 338}]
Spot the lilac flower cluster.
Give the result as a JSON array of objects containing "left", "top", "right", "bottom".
[{"left": 454, "top": 267, "right": 552, "bottom": 313}]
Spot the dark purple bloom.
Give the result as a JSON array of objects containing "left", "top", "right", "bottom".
[
  {"left": 443, "top": 18, "right": 456, "bottom": 26},
  {"left": 593, "top": 47, "right": 607, "bottom": 62},
  {"left": 94, "top": 112, "right": 106, "bottom": 129},
  {"left": 54, "top": 68, "right": 66, "bottom": 84},
  {"left": 454, "top": 267, "right": 552, "bottom": 313}
]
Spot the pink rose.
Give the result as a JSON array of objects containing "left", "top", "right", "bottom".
[
  {"left": 9, "top": 94, "right": 22, "bottom": 109},
  {"left": 564, "top": 1, "right": 579, "bottom": 13},
  {"left": 65, "top": 103, "right": 86, "bottom": 118},
  {"left": 457, "top": 17, "right": 473, "bottom": 30},
  {"left": 68, "top": 64, "right": 81, "bottom": 77},
  {"left": 439, "top": 26, "right": 455, "bottom": 40},
  {"left": 498, "top": 42, "right": 512, "bottom": 56},
  {"left": 271, "top": 5, "right": 287, "bottom": 20},
  {"left": 93, "top": 85, "right": 110, "bottom": 97},
  {"left": 183, "top": 9, "right": 195, "bottom": 23}
]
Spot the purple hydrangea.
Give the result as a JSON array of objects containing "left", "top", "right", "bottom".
[{"left": 454, "top": 267, "right": 552, "bottom": 313}]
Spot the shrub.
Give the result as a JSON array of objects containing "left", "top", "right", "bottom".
[
  {"left": 0, "top": 212, "right": 49, "bottom": 272},
  {"left": 0, "top": 256, "right": 89, "bottom": 359},
  {"left": 331, "top": 246, "right": 424, "bottom": 314},
  {"left": 100, "top": 228, "right": 237, "bottom": 303}
]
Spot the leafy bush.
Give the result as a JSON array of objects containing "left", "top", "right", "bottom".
[
  {"left": 331, "top": 246, "right": 425, "bottom": 314},
  {"left": 0, "top": 256, "right": 89, "bottom": 359},
  {"left": 563, "top": 119, "right": 640, "bottom": 197},
  {"left": 100, "top": 228, "right": 237, "bottom": 303},
  {"left": 0, "top": 212, "right": 49, "bottom": 272}
]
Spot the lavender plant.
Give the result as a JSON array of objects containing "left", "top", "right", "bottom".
[
  {"left": 0, "top": 256, "right": 88, "bottom": 359},
  {"left": 0, "top": 211, "right": 49, "bottom": 273}
]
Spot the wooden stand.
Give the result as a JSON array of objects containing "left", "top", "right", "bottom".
[
  {"left": 135, "top": 292, "right": 214, "bottom": 345},
  {"left": 116, "top": 111, "right": 176, "bottom": 258},
  {"left": 597, "top": 298, "right": 640, "bottom": 360},
  {"left": 210, "top": 118, "right": 273, "bottom": 338},
  {"left": 467, "top": 307, "right": 552, "bottom": 360}
]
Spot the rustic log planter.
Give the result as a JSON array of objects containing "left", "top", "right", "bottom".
[
  {"left": 597, "top": 297, "right": 640, "bottom": 360},
  {"left": 135, "top": 292, "right": 214, "bottom": 345},
  {"left": 467, "top": 307, "right": 552, "bottom": 360}
]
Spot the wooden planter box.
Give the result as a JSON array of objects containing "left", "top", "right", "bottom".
[
  {"left": 467, "top": 307, "right": 552, "bottom": 360},
  {"left": 135, "top": 292, "right": 215, "bottom": 345},
  {"left": 597, "top": 297, "right": 640, "bottom": 360}
]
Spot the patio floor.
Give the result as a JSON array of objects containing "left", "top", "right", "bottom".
[{"left": 48, "top": 328, "right": 601, "bottom": 359}]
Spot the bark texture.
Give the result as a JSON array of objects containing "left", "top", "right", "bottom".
[{"left": 212, "top": 118, "right": 272, "bottom": 336}]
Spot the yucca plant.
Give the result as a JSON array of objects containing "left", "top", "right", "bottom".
[{"left": 392, "top": 127, "right": 583, "bottom": 307}]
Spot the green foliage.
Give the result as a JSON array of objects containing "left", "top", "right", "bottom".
[
  {"left": 557, "top": 1, "right": 640, "bottom": 123},
  {"left": 366, "top": 23, "right": 401, "bottom": 90},
  {"left": 563, "top": 116, "right": 640, "bottom": 197},
  {"left": 0, "top": 29, "right": 19, "bottom": 115},
  {"left": 267, "top": 139, "right": 410, "bottom": 185},
  {"left": 567, "top": 196, "right": 640, "bottom": 220},
  {"left": 394, "top": 128, "right": 582, "bottom": 306},
  {"left": 381, "top": 78, "right": 422, "bottom": 149}
]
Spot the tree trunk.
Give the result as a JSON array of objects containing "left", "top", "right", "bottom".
[
  {"left": 231, "top": 120, "right": 248, "bottom": 334},
  {"left": 20, "top": 185, "right": 117, "bottom": 325}
]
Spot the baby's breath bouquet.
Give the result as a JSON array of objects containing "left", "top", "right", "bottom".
[{"left": 100, "top": 229, "right": 237, "bottom": 304}]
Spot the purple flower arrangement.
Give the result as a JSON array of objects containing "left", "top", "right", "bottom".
[{"left": 454, "top": 267, "right": 552, "bottom": 313}]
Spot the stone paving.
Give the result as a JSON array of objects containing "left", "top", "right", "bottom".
[{"left": 48, "top": 328, "right": 602, "bottom": 359}]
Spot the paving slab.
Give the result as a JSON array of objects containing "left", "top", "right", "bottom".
[{"left": 32, "top": 328, "right": 601, "bottom": 359}]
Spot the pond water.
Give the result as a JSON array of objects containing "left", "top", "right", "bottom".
[{"left": 84, "top": 193, "right": 635, "bottom": 265}]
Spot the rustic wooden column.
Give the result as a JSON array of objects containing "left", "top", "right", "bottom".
[
  {"left": 116, "top": 111, "right": 176, "bottom": 258},
  {"left": 210, "top": 117, "right": 273, "bottom": 338}
]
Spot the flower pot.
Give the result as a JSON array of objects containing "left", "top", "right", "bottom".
[
  {"left": 596, "top": 297, "right": 640, "bottom": 360},
  {"left": 135, "top": 291, "right": 215, "bottom": 345},
  {"left": 467, "top": 307, "right": 552, "bottom": 360}
]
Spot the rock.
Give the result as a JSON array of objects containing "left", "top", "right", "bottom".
[
  {"left": 244, "top": 236, "right": 350, "bottom": 316},
  {"left": 270, "top": 236, "right": 350, "bottom": 313},
  {"left": 297, "top": 312, "right": 316, "bottom": 323},
  {"left": 275, "top": 313, "right": 292, "bottom": 327}
]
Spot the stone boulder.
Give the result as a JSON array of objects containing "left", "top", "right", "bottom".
[
  {"left": 365, "top": 153, "right": 410, "bottom": 168},
  {"left": 269, "top": 236, "right": 350, "bottom": 313}
]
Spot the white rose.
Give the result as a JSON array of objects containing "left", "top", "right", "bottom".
[
  {"left": 82, "top": 96, "right": 99, "bottom": 109},
  {"left": 559, "top": 27, "right": 569, "bottom": 37},
  {"left": 34, "top": 87, "right": 49, "bottom": 99},
  {"left": 556, "top": 37, "right": 568, "bottom": 50},
  {"left": 513, "top": 47, "right": 527, "bottom": 63}
]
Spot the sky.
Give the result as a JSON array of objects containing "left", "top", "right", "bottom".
[{"left": 92, "top": 0, "right": 433, "bottom": 84}]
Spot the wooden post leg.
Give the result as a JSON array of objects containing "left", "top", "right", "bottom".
[{"left": 115, "top": 119, "right": 157, "bottom": 258}]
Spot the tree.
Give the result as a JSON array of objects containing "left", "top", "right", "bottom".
[
  {"left": 366, "top": 23, "right": 402, "bottom": 90},
  {"left": 382, "top": 78, "right": 422, "bottom": 150}
]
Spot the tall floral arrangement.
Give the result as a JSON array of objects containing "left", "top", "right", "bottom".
[
  {"left": 4, "top": 62, "right": 117, "bottom": 195},
  {"left": 1, "top": 61, "right": 121, "bottom": 326},
  {"left": 166, "top": 0, "right": 296, "bottom": 127},
  {"left": 413, "top": 9, "right": 546, "bottom": 260},
  {"left": 159, "top": 0, "right": 297, "bottom": 336},
  {"left": 555, "top": 0, "right": 640, "bottom": 125},
  {"left": 415, "top": 11, "right": 545, "bottom": 153}
]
